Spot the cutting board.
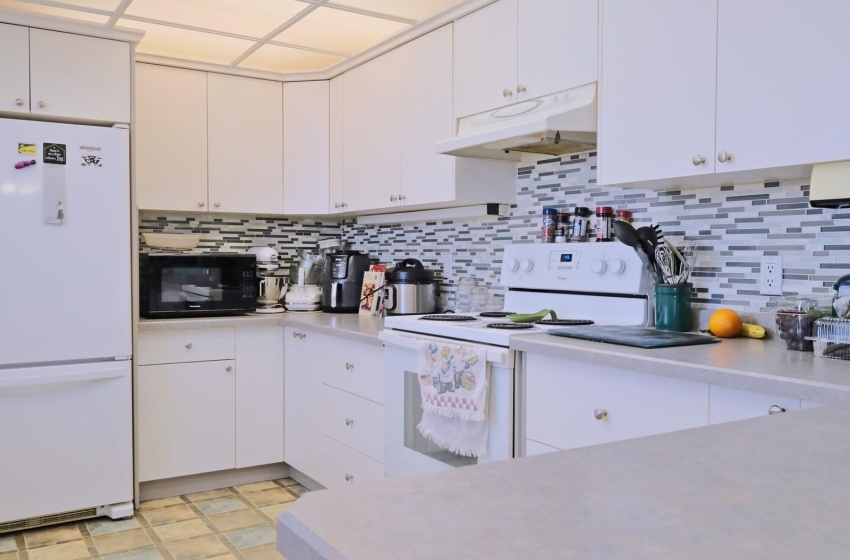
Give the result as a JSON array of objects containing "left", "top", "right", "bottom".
[{"left": 548, "top": 325, "right": 720, "bottom": 349}]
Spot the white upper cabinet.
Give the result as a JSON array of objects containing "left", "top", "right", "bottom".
[
  {"left": 328, "top": 75, "right": 346, "bottom": 213},
  {"left": 208, "top": 73, "right": 283, "bottom": 214},
  {"left": 454, "top": 0, "right": 598, "bottom": 118},
  {"left": 0, "top": 25, "right": 130, "bottom": 123},
  {"left": 599, "top": 0, "right": 850, "bottom": 189},
  {"left": 135, "top": 64, "right": 208, "bottom": 212},
  {"left": 0, "top": 24, "right": 30, "bottom": 115},
  {"left": 283, "top": 81, "right": 330, "bottom": 215}
]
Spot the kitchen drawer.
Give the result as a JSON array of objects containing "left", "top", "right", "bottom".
[
  {"left": 320, "top": 336, "right": 384, "bottom": 404},
  {"left": 137, "top": 328, "right": 235, "bottom": 365},
  {"left": 315, "top": 435, "right": 384, "bottom": 490},
  {"left": 709, "top": 385, "right": 800, "bottom": 425},
  {"left": 526, "top": 354, "right": 709, "bottom": 451},
  {"left": 320, "top": 384, "right": 384, "bottom": 463}
]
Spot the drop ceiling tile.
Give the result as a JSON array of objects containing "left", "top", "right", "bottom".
[
  {"left": 0, "top": 0, "right": 109, "bottom": 22},
  {"left": 124, "top": 0, "right": 308, "bottom": 38},
  {"left": 118, "top": 18, "right": 255, "bottom": 65},
  {"left": 274, "top": 6, "right": 408, "bottom": 55},
  {"left": 44, "top": 0, "right": 123, "bottom": 9},
  {"left": 328, "top": 0, "right": 461, "bottom": 21},
  {"left": 239, "top": 43, "right": 344, "bottom": 73}
]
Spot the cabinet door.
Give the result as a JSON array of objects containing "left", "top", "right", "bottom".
[
  {"left": 235, "top": 326, "right": 284, "bottom": 468},
  {"left": 29, "top": 29, "right": 130, "bottom": 123},
  {"left": 283, "top": 81, "right": 329, "bottom": 214},
  {"left": 715, "top": 0, "right": 850, "bottom": 172},
  {"left": 283, "top": 327, "right": 321, "bottom": 474},
  {"left": 138, "top": 361, "right": 235, "bottom": 481},
  {"left": 397, "top": 26, "right": 455, "bottom": 206},
  {"left": 0, "top": 23, "right": 30, "bottom": 114},
  {"left": 208, "top": 74, "right": 283, "bottom": 214},
  {"left": 525, "top": 354, "right": 708, "bottom": 451},
  {"left": 453, "top": 0, "right": 518, "bottom": 118},
  {"left": 329, "top": 75, "right": 345, "bottom": 213},
  {"left": 597, "top": 0, "right": 717, "bottom": 186},
  {"left": 708, "top": 385, "right": 800, "bottom": 425},
  {"left": 135, "top": 64, "right": 208, "bottom": 211},
  {"left": 517, "top": 0, "right": 598, "bottom": 101},
  {"left": 343, "top": 49, "right": 402, "bottom": 212}
]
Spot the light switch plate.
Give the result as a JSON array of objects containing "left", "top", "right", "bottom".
[{"left": 760, "top": 256, "right": 783, "bottom": 296}]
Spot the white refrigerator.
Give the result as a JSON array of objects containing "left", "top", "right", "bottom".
[{"left": 0, "top": 117, "right": 133, "bottom": 528}]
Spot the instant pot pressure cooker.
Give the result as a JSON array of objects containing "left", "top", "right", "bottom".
[{"left": 383, "top": 258, "right": 436, "bottom": 315}]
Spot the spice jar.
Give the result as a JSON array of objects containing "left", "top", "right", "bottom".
[
  {"left": 570, "top": 207, "right": 592, "bottom": 242},
  {"left": 613, "top": 210, "right": 632, "bottom": 240},
  {"left": 595, "top": 206, "right": 614, "bottom": 242},
  {"left": 555, "top": 212, "right": 570, "bottom": 243},
  {"left": 541, "top": 207, "right": 557, "bottom": 243}
]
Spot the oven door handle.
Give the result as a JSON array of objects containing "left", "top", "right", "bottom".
[{"left": 379, "top": 330, "right": 512, "bottom": 366}]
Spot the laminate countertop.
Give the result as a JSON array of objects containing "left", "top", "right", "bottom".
[{"left": 277, "top": 403, "right": 850, "bottom": 560}]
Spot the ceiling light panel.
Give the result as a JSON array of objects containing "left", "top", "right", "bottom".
[
  {"left": 118, "top": 19, "right": 255, "bottom": 65},
  {"left": 124, "top": 0, "right": 308, "bottom": 38},
  {"left": 328, "top": 0, "right": 461, "bottom": 21},
  {"left": 0, "top": 0, "right": 109, "bottom": 22},
  {"left": 40, "top": 0, "right": 123, "bottom": 9},
  {"left": 239, "top": 43, "right": 344, "bottom": 73},
  {"left": 274, "top": 6, "right": 408, "bottom": 55}
]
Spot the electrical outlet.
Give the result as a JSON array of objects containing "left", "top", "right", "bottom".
[
  {"left": 439, "top": 253, "right": 453, "bottom": 281},
  {"left": 760, "top": 256, "right": 783, "bottom": 296}
]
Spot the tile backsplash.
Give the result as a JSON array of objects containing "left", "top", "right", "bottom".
[{"left": 139, "top": 151, "right": 850, "bottom": 314}]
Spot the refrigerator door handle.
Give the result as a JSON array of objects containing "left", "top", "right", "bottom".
[{"left": 0, "top": 362, "right": 128, "bottom": 389}]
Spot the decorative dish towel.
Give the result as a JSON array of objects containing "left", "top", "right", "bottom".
[{"left": 416, "top": 340, "right": 489, "bottom": 457}]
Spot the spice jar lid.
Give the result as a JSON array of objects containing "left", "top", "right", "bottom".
[
  {"left": 616, "top": 209, "right": 632, "bottom": 218},
  {"left": 574, "top": 206, "right": 592, "bottom": 217},
  {"left": 543, "top": 207, "right": 557, "bottom": 215},
  {"left": 596, "top": 206, "right": 613, "bottom": 215}
]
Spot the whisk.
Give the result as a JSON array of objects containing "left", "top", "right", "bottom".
[{"left": 654, "top": 244, "right": 678, "bottom": 283}]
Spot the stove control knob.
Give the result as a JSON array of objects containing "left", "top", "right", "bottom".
[
  {"left": 591, "top": 259, "right": 607, "bottom": 274},
  {"left": 608, "top": 258, "right": 625, "bottom": 274},
  {"left": 506, "top": 258, "right": 520, "bottom": 272},
  {"left": 520, "top": 259, "right": 533, "bottom": 272}
]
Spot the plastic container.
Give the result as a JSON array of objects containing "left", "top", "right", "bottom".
[
  {"left": 809, "top": 317, "right": 850, "bottom": 360},
  {"left": 570, "top": 207, "right": 592, "bottom": 242},
  {"left": 541, "top": 208, "right": 557, "bottom": 243},
  {"left": 774, "top": 295, "right": 832, "bottom": 351}
]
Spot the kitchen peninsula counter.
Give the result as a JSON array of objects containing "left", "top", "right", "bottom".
[
  {"left": 278, "top": 403, "right": 850, "bottom": 559},
  {"left": 511, "top": 333, "right": 850, "bottom": 404}
]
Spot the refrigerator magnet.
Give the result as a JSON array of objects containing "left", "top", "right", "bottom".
[{"left": 43, "top": 143, "right": 67, "bottom": 165}]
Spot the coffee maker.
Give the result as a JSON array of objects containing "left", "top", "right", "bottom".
[
  {"left": 245, "top": 246, "right": 288, "bottom": 313},
  {"left": 321, "top": 250, "right": 371, "bottom": 313}
]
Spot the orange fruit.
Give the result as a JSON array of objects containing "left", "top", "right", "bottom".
[{"left": 709, "top": 309, "right": 743, "bottom": 338}]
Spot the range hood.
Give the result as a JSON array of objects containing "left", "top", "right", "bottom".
[
  {"left": 810, "top": 160, "right": 850, "bottom": 209},
  {"left": 436, "top": 83, "right": 597, "bottom": 161}
]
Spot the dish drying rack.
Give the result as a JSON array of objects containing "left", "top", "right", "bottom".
[{"left": 809, "top": 317, "right": 850, "bottom": 361}]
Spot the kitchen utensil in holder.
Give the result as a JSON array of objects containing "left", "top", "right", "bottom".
[{"left": 655, "top": 282, "right": 692, "bottom": 332}]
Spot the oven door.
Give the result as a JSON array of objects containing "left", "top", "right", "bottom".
[{"left": 380, "top": 329, "right": 515, "bottom": 479}]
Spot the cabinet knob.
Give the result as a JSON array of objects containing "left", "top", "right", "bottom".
[
  {"left": 14, "top": 98, "right": 24, "bottom": 107},
  {"left": 214, "top": 201, "right": 220, "bottom": 208},
  {"left": 185, "top": 343, "right": 193, "bottom": 349},
  {"left": 502, "top": 88, "right": 513, "bottom": 98},
  {"left": 398, "top": 194, "right": 406, "bottom": 201},
  {"left": 390, "top": 195, "right": 398, "bottom": 202},
  {"left": 334, "top": 203, "right": 340, "bottom": 209},
  {"left": 226, "top": 366, "right": 233, "bottom": 372},
  {"left": 768, "top": 405, "right": 786, "bottom": 415},
  {"left": 717, "top": 151, "right": 732, "bottom": 163},
  {"left": 198, "top": 201, "right": 205, "bottom": 207},
  {"left": 345, "top": 473, "right": 353, "bottom": 482},
  {"left": 593, "top": 408, "right": 608, "bottom": 420},
  {"left": 345, "top": 362, "right": 354, "bottom": 370},
  {"left": 36, "top": 100, "right": 45, "bottom": 109},
  {"left": 692, "top": 154, "right": 706, "bottom": 166},
  {"left": 517, "top": 84, "right": 527, "bottom": 93},
  {"left": 345, "top": 418, "right": 354, "bottom": 426},
  {"left": 341, "top": 202, "right": 348, "bottom": 208}
]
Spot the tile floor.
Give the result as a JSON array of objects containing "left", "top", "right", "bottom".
[{"left": 0, "top": 478, "right": 308, "bottom": 560}]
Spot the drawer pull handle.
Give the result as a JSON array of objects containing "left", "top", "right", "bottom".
[
  {"left": 593, "top": 408, "right": 608, "bottom": 420},
  {"left": 345, "top": 474, "right": 353, "bottom": 482},
  {"left": 345, "top": 362, "right": 354, "bottom": 370},
  {"left": 345, "top": 418, "right": 354, "bottom": 426},
  {"left": 768, "top": 405, "right": 786, "bottom": 415},
  {"left": 226, "top": 366, "right": 233, "bottom": 372},
  {"left": 185, "top": 343, "right": 193, "bottom": 349}
]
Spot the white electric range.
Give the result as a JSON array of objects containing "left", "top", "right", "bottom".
[{"left": 380, "top": 242, "right": 652, "bottom": 478}]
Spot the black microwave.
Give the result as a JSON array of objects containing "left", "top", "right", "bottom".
[{"left": 140, "top": 253, "right": 257, "bottom": 318}]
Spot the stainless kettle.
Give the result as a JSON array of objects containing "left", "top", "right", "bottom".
[{"left": 383, "top": 258, "right": 437, "bottom": 315}]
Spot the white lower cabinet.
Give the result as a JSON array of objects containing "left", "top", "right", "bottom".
[
  {"left": 525, "top": 354, "right": 709, "bottom": 452},
  {"left": 283, "top": 326, "right": 385, "bottom": 489},
  {"left": 708, "top": 385, "right": 800, "bottom": 425},
  {"left": 137, "top": 326, "right": 283, "bottom": 482}
]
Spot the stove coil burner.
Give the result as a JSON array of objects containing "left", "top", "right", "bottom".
[
  {"left": 486, "top": 322, "right": 536, "bottom": 330},
  {"left": 477, "top": 311, "right": 517, "bottom": 318},
  {"left": 535, "top": 319, "right": 595, "bottom": 326},
  {"left": 419, "top": 315, "right": 478, "bottom": 322}
]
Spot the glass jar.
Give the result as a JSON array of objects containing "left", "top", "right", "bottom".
[
  {"left": 455, "top": 277, "right": 476, "bottom": 313},
  {"left": 595, "top": 206, "right": 614, "bottom": 242},
  {"left": 570, "top": 207, "right": 592, "bottom": 242},
  {"left": 541, "top": 207, "right": 557, "bottom": 243},
  {"left": 470, "top": 285, "right": 489, "bottom": 312},
  {"left": 555, "top": 212, "right": 570, "bottom": 243}
]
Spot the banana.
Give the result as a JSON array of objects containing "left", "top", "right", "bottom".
[{"left": 740, "top": 323, "right": 766, "bottom": 339}]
